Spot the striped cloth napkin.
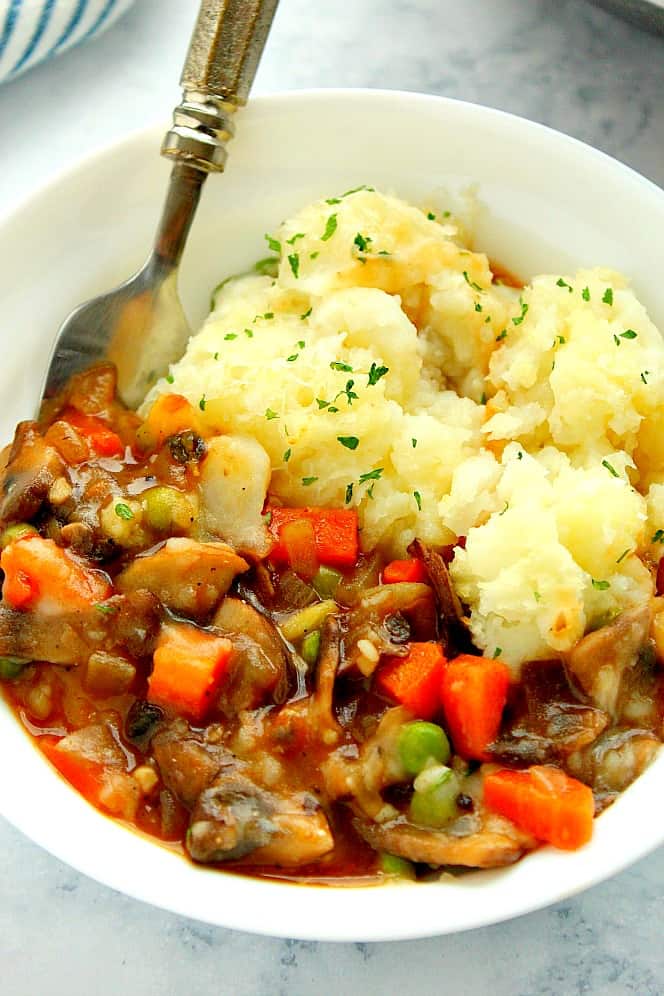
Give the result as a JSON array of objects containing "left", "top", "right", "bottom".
[{"left": 0, "top": 0, "right": 135, "bottom": 82}]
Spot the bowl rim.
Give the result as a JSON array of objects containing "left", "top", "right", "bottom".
[{"left": 1, "top": 87, "right": 664, "bottom": 942}]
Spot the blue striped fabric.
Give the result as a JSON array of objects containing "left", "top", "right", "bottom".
[{"left": 0, "top": 0, "right": 134, "bottom": 81}]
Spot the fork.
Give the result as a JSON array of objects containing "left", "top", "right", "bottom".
[{"left": 40, "top": 0, "right": 279, "bottom": 410}]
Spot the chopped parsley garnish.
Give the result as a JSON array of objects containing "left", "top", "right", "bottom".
[
  {"left": 300, "top": 307, "right": 312, "bottom": 320},
  {"left": 495, "top": 330, "right": 508, "bottom": 342},
  {"left": 296, "top": 340, "right": 305, "bottom": 349},
  {"left": 165, "top": 373, "right": 174, "bottom": 384},
  {"left": 321, "top": 214, "right": 338, "bottom": 241},
  {"left": 283, "top": 448, "right": 292, "bottom": 463},
  {"left": 556, "top": 335, "right": 566, "bottom": 345},
  {"left": 359, "top": 468, "right": 383, "bottom": 484},
  {"left": 620, "top": 329, "right": 637, "bottom": 340},
  {"left": 366, "top": 483, "right": 376, "bottom": 500},
  {"left": 474, "top": 302, "right": 483, "bottom": 313},
  {"left": 335, "top": 380, "right": 358, "bottom": 406},
  {"left": 616, "top": 549, "right": 631, "bottom": 564},
  {"left": 480, "top": 392, "right": 487, "bottom": 405},
  {"left": 443, "top": 210, "right": 451, "bottom": 218},
  {"left": 592, "top": 579, "right": 610, "bottom": 591},
  {"left": 556, "top": 278, "right": 573, "bottom": 293},
  {"left": 262, "top": 312, "right": 274, "bottom": 320},
  {"left": 264, "top": 233, "right": 281, "bottom": 253},
  {"left": 286, "top": 232, "right": 305, "bottom": 245},
  {"left": 198, "top": 395, "right": 206, "bottom": 411},
  {"left": 265, "top": 408, "right": 279, "bottom": 420},
  {"left": 327, "top": 405, "right": 340, "bottom": 414},
  {"left": 316, "top": 398, "right": 330, "bottom": 409},
  {"left": 213, "top": 352, "right": 219, "bottom": 360},
  {"left": 345, "top": 483, "right": 354, "bottom": 504},
  {"left": 499, "top": 501, "right": 509, "bottom": 516},
  {"left": 641, "top": 371, "right": 650, "bottom": 384},
  {"left": 517, "top": 450, "right": 524, "bottom": 460},
  {"left": 367, "top": 362, "right": 389, "bottom": 385},
  {"left": 353, "top": 232, "right": 372, "bottom": 253},
  {"left": 603, "top": 287, "right": 614, "bottom": 305},
  {"left": 463, "top": 270, "right": 483, "bottom": 292},
  {"left": 330, "top": 361, "right": 354, "bottom": 373},
  {"left": 310, "top": 251, "right": 319, "bottom": 260},
  {"left": 224, "top": 333, "right": 237, "bottom": 341},
  {"left": 602, "top": 459, "right": 619, "bottom": 478},
  {"left": 512, "top": 298, "right": 529, "bottom": 326},
  {"left": 427, "top": 211, "right": 436, "bottom": 220},
  {"left": 494, "top": 647, "right": 502, "bottom": 657},
  {"left": 286, "top": 353, "right": 299, "bottom": 362},
  {"left": 533, "top": 591, "right": 541, "bottom": 602},
  {"left": 326, "top": 196, "right": 341, "bottom": 205},
  {"left": 582, "top": 287, "right": 591, "bottom": 302},
  {"left": 288, "top": 253, "right": 300, "bottom": 278},
  {"left": 652, "top": 529, "right": 664, "bottom": 543},
  {"left": 413, "top": 490, "right": 422, "bottom": 511},
  {"left": 411, "top": 438, "right": 418, "bottom": 449},
  {"left": 302, "top": 476, "right": 318, "bottom": 486},
  {"left": 244, "top": 328, "right": 254, "bottom": 338},
  {"left": 95, "top": 603, "right": 118, "bottom": 615},
  {"left": 114, "top": 502, "right": 133, "bottom": 521},
  {"left": 613, "top": 334, "right": 621, "bottom": 347},
  {"left": 342, "top": 185, "right": 375, "bottom": 197},
  {"left": 337, "top": 436, "right": 359, "bottom": 450}
]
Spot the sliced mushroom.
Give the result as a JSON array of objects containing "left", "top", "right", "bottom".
[
  {"left": 567, "top": 727, "right": 660, "bottom": 796},
  {"left": 213, "top": 596, "right": 290, "bottom": 712},
  {"left": 116, "top": 537, "right": 248, "bottom": 616},
  {"left": 0, "top": 421, "right": 64, "bottom": 525},
  {"left": 565, "top": 604, "right": 652, "bottom": 718},
  {"left": 187, "top": 771, "right": 333, "bottom": 866},
  {"left": 408, "top": 539, "right": 469, "bottom": 654},
  {"left": 152, "top": 720, "right": 232, "bottom": 807},
  {"left": 200, "top": 435, "right": 272, "bottom": 558},
  {"left": 354, "top": 810, "right": 536, "bottom": 868}
]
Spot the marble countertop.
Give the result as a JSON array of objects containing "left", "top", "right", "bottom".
[{"left": 1, "top": 1, "right": 664, "bottom": 992}]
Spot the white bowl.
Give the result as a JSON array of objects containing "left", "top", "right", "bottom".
[{"left": 1, "top": 89, "right": 664, "bottom": 942}]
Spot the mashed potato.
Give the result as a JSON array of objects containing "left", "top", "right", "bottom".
[{"left": 143, "top": 188, "right": 664, "bottom": 672}]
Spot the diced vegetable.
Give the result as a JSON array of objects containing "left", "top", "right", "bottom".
[
  {"left": 40, "top": 736, "right": 105, "bottom": 801},
  {"left": 0, "top": 656, "right": 30, "bottom": 680},
  {"left": 398, "top": 720, "right": 450, "bottom": 775},
  {"left": 268, "top": 506, "right": 359, "bottom": 569},
  {"left": 148, "top": 623, "right": 233, "bottom": 721},
  {"left": 409, "top": 765, "right": 460, "bottom": 828},
  {"left": 280, "top": 518, "right": 318, "bottom": 579},
  {"left": 280, "top": 600, "right": 337, "bottom": 643},
  {"left": 0, "top": 523, "right": 37, "bottom": 550},
  {"left": 484, "top": 765, "right": 594, "bottom": 850},
  {"left": 61, "top": 409, "right": 124, "bottom": 458},
  {"left": 0, "top": 535, "right": 111, "bottom": 611},
  {"left": 137, "top": 394, "right": 204, "bottom": 452},
  {"left": 379, "top": 852, "right": 416, "bottom": 879},
  {"left": 83, "top": 652, "right": 136, "bottom": 697},
  {"left": 440, "top": 654, "right": 510, "bottom": 760},
  {"left": 301, "top": 630, "right": 321, "bottom": 666},
  {"left": 312, "top": 564, "right": 343, "bottom": 598},
  {"left": 142, "top": 486, "right": 195, "bottom": 533},
  {"left": 375, "top": 642, "right": 446, "bottom": 719},
  {"left": 383, "top": 559, "right": 428, "bottom": 584}
]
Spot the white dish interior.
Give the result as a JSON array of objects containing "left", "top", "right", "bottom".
[{"left": 1, "top": 89, "right": 664, "bottom": 941}]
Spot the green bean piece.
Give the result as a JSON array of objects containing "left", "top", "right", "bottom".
[
  {"left": 0, "top": 657, "right": 30, "bottom": 680},
  {"left": 0, "top": 523, "right": 37, "bottom": 549},
  {"left": 379, "top": 852, "right": 416, "bottom": 880},
  {"left": 301, "top": 630, "right": 321, "bottom": 666},
  {"left": 312, "top": 564, "right": 343, "bottom": 599},
  {"left": 409, "top": 766, "right": 460, "bottom": 828},
  {"left": 398, "top": 721, "right": 451, "bottom": 775},
  {"left": 142, "top": 486, "right": 192, "bottom": 533}
]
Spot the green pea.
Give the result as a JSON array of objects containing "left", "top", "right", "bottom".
[
  {"left": 398, "top": 721, "right": 451, "bottom": 775},
  {"left": 142, "top": 486, "right": 192, "bottom": 533},
  {"left": 312, "top": 564, "right": 343, "bottom": 599},
  {"left": 379, "top": 852, "right": 416, "bottom": 880},
  {"left": 0, "top": 523, "right": 37, "bottom": 549},
  {"left": 0, "top": 657, "right": 30, "bottom": 680},
  {"left": 409, "top": 766, "right": 460, "bottom": 828},
  {"left": 301, "top": 630, "right": 321, "bottom": 666}
]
